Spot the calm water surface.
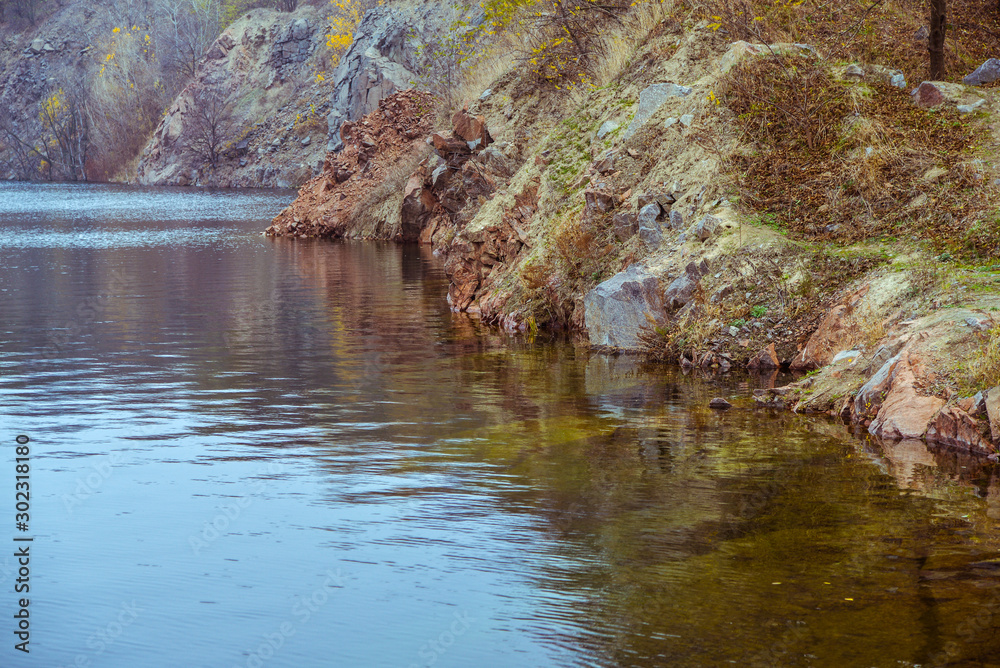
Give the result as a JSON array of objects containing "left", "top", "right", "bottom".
[{"left": 1, "top": 182, "right": 999, "bottom": 667}]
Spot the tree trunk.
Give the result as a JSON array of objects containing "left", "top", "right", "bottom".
[{"left": 929, "top": 0, "right": 946, "bottom": 79}]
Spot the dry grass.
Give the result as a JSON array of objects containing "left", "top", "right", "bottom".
[{"left": 722, "top": 54, "right": 996, "bottom": 258}]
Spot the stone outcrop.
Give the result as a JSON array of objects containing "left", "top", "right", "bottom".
[
  {"left": 584, "top": 265, "right": 666, "bottom": 349},
  {"left": 623, "top": 82, "right": 692, "bottom": 140},
  {"left": 866, "top": 351, "right": 945, "bottom": 440},
  {"left": 323, "top": 3, "right": 453, "bottom": 152},
  {"left": 136, "top": 6, "right": 331, "bottom": 187},
  {"left": 789, "top": 285, "right": 869, "bottom": 370},
  {"left": 265, "top": 90, "right": 438, "bottom": 239},
  {"left": 664, "top": 260, "right": 709, "bottom": 310}
]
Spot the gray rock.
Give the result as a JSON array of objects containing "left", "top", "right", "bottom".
[
  {"left": 637, "top": 202, "right": 662, "bottom": 226},
  {"left": 664, "top": 261, "right": 707, "bottom": 309},
  {"left": 300, "top": 135, "right": 311, "bottom": 146},
  {"left": 597, "top": 120, "right": 620, "bottom": 139},
  {"left": 679, "top": 114, "right": 694, "bottom": 127},
  {"left": 668, "top": 209, "right": 684, "bottom": 230},
  {"left": 832, "top": 349, "right": 862, "bottom": 363},
  {"left": 623, "top": 82, "right": 692, "bottom": 140},
  {"left": 693, "top": 214, "right": 720, "bottom": 241},
  {"left": 479, "top": 88, "right": 492, "bottom": 100},
  {"left": 957, "top": 99, "right": 986, "bottom": 114},
  {"left": 612, "top": 212, "right": 638, "bottom": 241},
  {"left": 964, "top": 58, "right": 1000, "bottom": 86},
  {"left": 709, "top": 397, "right": 732, "bottom": 409},
  {"left": 844, "top": 64, "right": 864, "bottom": 79},
  {"left": 325, "top": 4, "right": 450, "bottom": 152},
  {"left": 584, "top": 264, "right": 666, "bottom": 349},
  {"left": 637, "top": 202, "right": 663, "bottom": 246},
  {"left": 890, "top": 72, "right": 906, "bottom": 89},
  {"left": 856, "top": 354, "right": 900, "bottom": 410},
  {"left": 664, "top": 117, "right": 678, "bottom": 128},
  {"left": 987, "top": 387, "right": 1000, "bottom": 442},
  {"left": 965, "top": 317, "right": 990, "bottom": 332},
  {"left": 431, "top": 163, "right": 449, "bottom": 186}
]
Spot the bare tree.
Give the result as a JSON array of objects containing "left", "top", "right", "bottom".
[
  {"left": 930, "top": 0, "right": 947, "bottom": 79},
  {"left": 158, "top": 0, "right": 223, "bottom": 80},
  {"left": 183, "top": 83, "right": 235, "bottom": 169}
]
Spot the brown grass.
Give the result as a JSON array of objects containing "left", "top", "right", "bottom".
[{"left": 722, "top": 54, "right": 996, "bottom": 259}]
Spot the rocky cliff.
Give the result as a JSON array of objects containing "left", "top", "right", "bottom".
[{"left": 268, "top": 0, "right": 1000, "bottom": 458}]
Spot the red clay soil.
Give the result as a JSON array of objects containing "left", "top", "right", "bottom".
[{"left": 265, "top": 90, "right": 437, "bottom": 239}]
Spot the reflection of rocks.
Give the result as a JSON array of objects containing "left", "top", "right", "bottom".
[{"left": 879, "top": 439, "right": 938, "bottom": 490}]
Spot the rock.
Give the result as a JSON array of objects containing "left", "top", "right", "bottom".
[
  {"left": 911, "top": 81, "right": 967, "bottom": 108},
  {"left": 452, "top": 108, "right": 493, "bottom": 147},
  {"left": 638, "top": 192, "right": 674, "bottom": 211},
  {"left": 693, "top": 214, "right": 720, "bottom": 241},
  {"left": 790, "top": 286, "right": 868, "bottom": 371},
  {"left": 957, "top": 99, "right": 986, "bottom": 115},
  {"left": 637, "top": 203, "right": 663, "bottom": 246},
  {"left": 400, "top": 173, "right": 436, "bottom": 241},
  {"left": 597, "top": 121, "right": 619, "bottom": 139},
  {"left": 594, "top": 153, "right": 615, "bottom": 174},
  {"left": 668, "top": 209, "right": 684, "bottom": 230},
  {"left": 623, "top": 82, "right": 693, "bottom": 140},
  {"left": 612, "top": 212, "right": 638, "bottom": 241},
  {"left": 664, "top": 261, "right": 707, "bottom": 309},
  {"left": 926, "top": 405, "right": 992, "bottom": 454},
  {"left": 679, "top": 114, "right": 694, "bottom": 127},
  {"left": 868, "top": 351, "right": 946, "bottom": 440},
  {"left": 913, "top": 26, "right": 929, "bottom": 42},
  {"left": 584, "top": 264, "right": 666, "bottom": 349},
  {"left": 922, "top": 166, "right": 948, "bottom": 182},
  {"left": 325, "top": 3, "right": 451, "bottom": 152},
  {"left": 965, "top": 317, "right": 990, "bottom": 332},
  {"left": 479, "top": 88, "right": 492, "bottom": 100},
  {"left": 748, "top": 343, "right": 780, "bottom": 370},
  {"left": 300, "top": 135, "right": 312, "bottom": 146},
  {"left": 986, "top": 387, "right": 1000, "bottom": 442},
  {"left": 664, "top": 117, "right": 679, "bottom": 128},
  {"left": 584, "top": 189, "right": 615, "bottom": 215},
  {"left": 844, "top": 64, "right": 865, "bottom": 79},
  {"left": 832, "top": 349, "right": 861, "bottom": 364},
  {"left": 963, "top": 58, "right": 1000, "bottom": 86},
  {"left": 866, "top": 64, "right": 906, "bottom": 89},
  {"left": 709, "top": 398, "right": 732, "bottom": 409}
]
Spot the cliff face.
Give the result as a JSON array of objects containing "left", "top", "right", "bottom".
[
  {"left": 134, "top": 0, "right": 456, "bottom": 187},
  {"left": 135, "top": 6, "right": 329, "bottom": 188}
]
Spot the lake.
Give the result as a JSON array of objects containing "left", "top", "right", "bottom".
[{"left": 1, "top": 182, "right": 999, "bottom": 667}]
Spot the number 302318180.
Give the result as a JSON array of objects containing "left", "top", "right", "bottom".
[{"left": 15, "top": 435, "right": 29, "bottom": 531}]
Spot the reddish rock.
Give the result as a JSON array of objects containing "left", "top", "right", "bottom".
[
  {"left": 451, "top": 108, "right": 492, "bottom": 147},
  {"left": 911, "top": 81, "right": 946, "bottom": 107},
  {"left": 869, "top": 351, "right": 946, "bottom": 440},
  {"left": 926, "top": 405, "right": 992, "bottom": 454},
  {"left": 584, "top": 189, "right": 615, "bottom": 215},
  {"left": 986, "top": 386, "right": 1000, "bottom": 442},
  {"left": 790, "top": 285, "right": 869, "bottom": 371},
  {"left": 747, "top": 343, "right": 779, "bottom": 370}
]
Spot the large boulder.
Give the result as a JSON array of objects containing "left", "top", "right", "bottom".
[{"left": 584, "top": 264, "right": 666, "bottom": 349}]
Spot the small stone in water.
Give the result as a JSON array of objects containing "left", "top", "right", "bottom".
[{"left": 709, "top": 397, "right": 732, "bottom": 409}]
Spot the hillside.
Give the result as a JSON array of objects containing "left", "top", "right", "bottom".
[{"left": 266, "top": 0, "right": 1000, "bottom": 457}]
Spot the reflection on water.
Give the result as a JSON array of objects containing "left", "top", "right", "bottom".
[{"left": 1, "top": 183, "right": 999, "bottom": 667}]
